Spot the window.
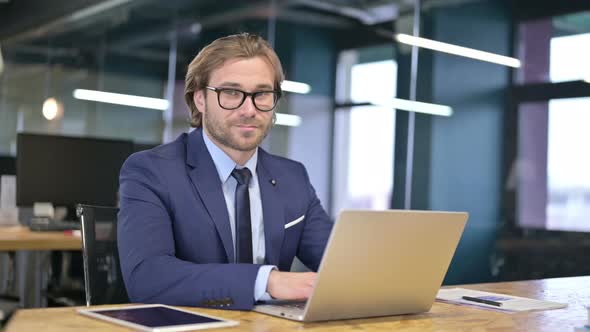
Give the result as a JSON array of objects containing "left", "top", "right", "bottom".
[
  {"left": 514, "top": 11, "right": 590, "bottom": 233},
  {"left": 546, "top": 98, "right": 590, "bottom": 231},
  {"left": 332, "top": 48, "right": 396, "bottom": 216},
  {"left": 517, "top": 97, "right": 590, "bottom": 232},
  {"left": 550, "top": 33, "right": 590, "bottom": 83},
  {"left": 517, "top": 11, "right": 590, "bottom": 84}
]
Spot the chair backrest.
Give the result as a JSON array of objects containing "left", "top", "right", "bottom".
[{"left": 76, "top": 204, "right": 128, "bottom": 306}]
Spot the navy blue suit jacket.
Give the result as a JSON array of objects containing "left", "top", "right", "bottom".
[{"left": 117, "top": 128, "right": 333, "bottom": 310}]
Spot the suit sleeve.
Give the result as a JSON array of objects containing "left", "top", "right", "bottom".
[
  {"left": 295, "top": 165, "right": 334, "bottom": 271},
  {"left": 117, "top": 152, "right": 261, "bottom": 310}
]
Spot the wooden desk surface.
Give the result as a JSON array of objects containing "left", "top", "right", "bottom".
[
  {"left": 5, "top": 276, "right": 589, "bottom": 331},
  {"left": 0, "top": 226, "right": 82, "bottom": 251}
]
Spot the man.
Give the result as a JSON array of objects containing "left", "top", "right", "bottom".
[{"left": 118, "top": 33, "right": 333, "bottom": 310}]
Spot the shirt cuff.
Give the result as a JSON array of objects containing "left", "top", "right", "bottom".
[{"left": 254, "top": 265, "right": 277, "bottom": 301}]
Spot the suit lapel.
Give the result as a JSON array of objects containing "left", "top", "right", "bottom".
[
  {"left": 186, "top": 129, "right": 234, "bottom": 263},
  {"left": 257, "top": 150, "right": 285, "bottom": 267}
]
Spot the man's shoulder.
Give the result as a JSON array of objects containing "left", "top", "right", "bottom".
[
  {"left": 259, "top": 149, "right": 303, "bottom": 167},
  {"left": 258, "top": 149, "right": 307, "bottom": 176},
  {"left": 125, "top": 133, "right": 188, "bottom": 166}
]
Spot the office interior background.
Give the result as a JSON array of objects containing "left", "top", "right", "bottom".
[{"left": 1, "top": 0, "right": 590, "bottom": 307}]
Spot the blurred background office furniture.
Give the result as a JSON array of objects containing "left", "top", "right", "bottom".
[
  {"left": 5, "top": 276, "right": 590, "bottom": 332},
  {"left": 77, "top": 204, "right": 128, "bottom": 306},
  {"left": 0, "top": 156, "right": 15, "bottom": 176},
  {"left": 0, "top": 294, "right": 19, "bottom": 326},
  {"left": 16, "top": 133, "right": 133, "bottom": 221},
  {"left": 0, "top": 156, "right": 21, "bottom": 325},
  {"left": 0, "top": 155, "right": 17, "bottom": 225},
  {"left": 14, "top": 133, "right": 133, "bottom": 307},
  {"left": 0, "top": 227, "right": 80, "bottom": 251},
  {"left": 0, "top": 225, "right": 81, "bottom": 309}
]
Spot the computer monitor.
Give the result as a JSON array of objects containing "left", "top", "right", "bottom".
[
  {"left": 16, "top": 133, "right": 133, "bottom": 209},
  {"left": 0, "top": 155, "right": 16, "bottom": 175}
]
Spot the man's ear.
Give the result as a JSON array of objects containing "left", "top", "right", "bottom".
[{"left": 194, "top": 90, "right": 205, "bottom": 114}]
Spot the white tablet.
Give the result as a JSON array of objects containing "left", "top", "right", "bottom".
[{"left": 78, "top": 304, "right": 239, "bottom": 331}]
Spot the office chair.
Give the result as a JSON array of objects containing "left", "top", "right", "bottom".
[{"left": 76, "top": 204, "right": 129, "bottom": 306}]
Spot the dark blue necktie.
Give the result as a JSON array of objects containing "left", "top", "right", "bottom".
[{"left": 231, "top": 168, "right": 253, "bottom": 264}]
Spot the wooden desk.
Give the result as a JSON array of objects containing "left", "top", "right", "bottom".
[
  {"left": 6, "top": 276, "right": 589, "bottom": 331},
  {"left": 0, "top": 226, "right": 81, "bottom": 251}
]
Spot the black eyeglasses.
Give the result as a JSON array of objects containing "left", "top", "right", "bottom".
[{"left": 205, "top": 86, "right": 280, "bottom": 112}]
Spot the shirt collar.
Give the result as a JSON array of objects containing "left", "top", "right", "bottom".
[{"left": 202, "top": 129, "right": 258, "bottom": 183}]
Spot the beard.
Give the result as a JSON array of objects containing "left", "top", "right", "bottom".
[{"left": 202, "top": 104, "right": 273, "bottom": 152}]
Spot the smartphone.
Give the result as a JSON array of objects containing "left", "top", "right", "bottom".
[{"left": 78, "top": 304, "right": 239, "bottom": 331}]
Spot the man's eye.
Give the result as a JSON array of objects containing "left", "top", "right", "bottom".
[{"left": 223, "top": 90, "right": 241, "bottom": 97}]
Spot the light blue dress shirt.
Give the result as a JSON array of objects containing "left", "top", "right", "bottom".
[{"left": 202, "top": 130, "right": 275, "bottom": 301}]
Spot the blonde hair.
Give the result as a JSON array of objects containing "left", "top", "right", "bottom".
[{"left": 184, "top": 33, "right": 284, "bottom": 127}]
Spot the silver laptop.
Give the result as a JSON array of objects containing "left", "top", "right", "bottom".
[{"left": 253, "top": 209, "right": 468, "bottom": 322}]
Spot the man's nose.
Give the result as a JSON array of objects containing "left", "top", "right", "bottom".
[{"left": 239, "top": 95, "right": 257, "bottom": 117}]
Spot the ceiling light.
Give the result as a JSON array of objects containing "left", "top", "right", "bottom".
[
  {"left": 275, "top": 113, "right": 302, "bottom": 127},
  {"left": 281, "top": 80, "right": 311, "bottom": 94},
  {"left": 73, "top": 89, "right": 169, "bottom": 110},
  {"left": 189, "top": 23, "right": 202, "bottom": 34},
  {"left": 395, "top": 33, "right": 521, "bottom": 68},
  {"left": 42, "top": 97, "right": 60, "bottom": 120},
  {"left": 372, "top": 98, "right": 453, "bottom": 117}
]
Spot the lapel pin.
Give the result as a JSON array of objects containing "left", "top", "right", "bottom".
[{"left": 270, "top": 179, "right": 277, "bottom": 186}]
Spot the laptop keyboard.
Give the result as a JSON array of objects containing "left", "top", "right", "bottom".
[{"left": 282, "top": 302, "right": 306, "bottom": 309}]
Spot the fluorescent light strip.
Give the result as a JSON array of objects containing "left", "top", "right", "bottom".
[
  {"left": 395, "top": 33, "right": 521, "bottom": 68},
  {"left": 372, "top": 98, "right": 453, "bottom": 117},
  {"left": 73, "top": 89, "right": 169, "bottom": 110},
  {"left": 281, "top": 80, "right": 311, "bottom": 94},
  {"left": 275, "top": 113, "right": 302, "bottom": 127}
]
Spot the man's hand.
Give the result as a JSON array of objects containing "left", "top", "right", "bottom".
[{"left": 266, "top": 271, "right": 317, "bottom": 300}]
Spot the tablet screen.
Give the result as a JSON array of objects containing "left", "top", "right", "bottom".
[{"left": 92, "top": 306, "right": 223, "bottom": 328}]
